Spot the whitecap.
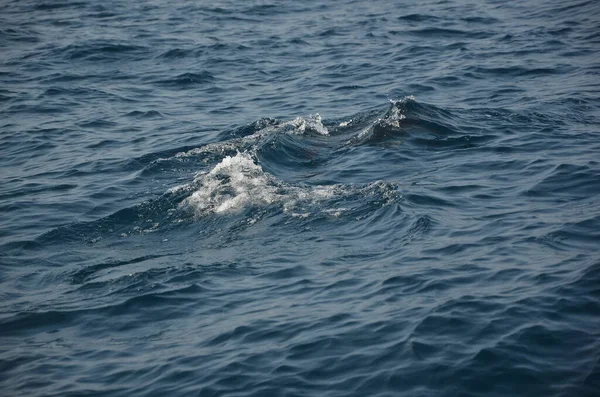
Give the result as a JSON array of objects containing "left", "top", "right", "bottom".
[{"left": 177, "top": 152, "right": 335, "bottom": 217}]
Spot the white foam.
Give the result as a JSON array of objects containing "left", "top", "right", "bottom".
[
  {"left": 286, "top": 114, "right": 329, "bottom": 135},
  {"left": 178, "top": 152, "right": 336, "bottom": 217},
  {"left": 376, "top": 98, "right": 409, "bottom": 129},
  {"left": 383, "top": 105, "right": 407, "bottom": 128},
  {"left": 388, "top": 95, "right": 416, "bottom": 104},
  {"left": 181, "top": 152, "right": 280, "bottom": 215}
]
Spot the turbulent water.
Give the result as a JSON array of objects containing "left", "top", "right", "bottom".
[{"left": 1, "top": 0, "right": 600, "bottom": 396}]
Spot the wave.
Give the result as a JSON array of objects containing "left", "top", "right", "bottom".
[{"left": 11, "top": 97, "right": 508, "bottom": 251}]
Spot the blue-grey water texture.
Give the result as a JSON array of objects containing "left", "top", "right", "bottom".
[{"left": 1, "top": 0, "right": 600, "bottom": 396}]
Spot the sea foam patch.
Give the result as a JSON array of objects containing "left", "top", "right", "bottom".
[{"left": 176, "top": 152, "right": 335, "bottom": 217}]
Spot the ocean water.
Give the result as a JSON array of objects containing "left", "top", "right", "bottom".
[{"left": 1, "top": 0, "right": 599, "bottom": 396}]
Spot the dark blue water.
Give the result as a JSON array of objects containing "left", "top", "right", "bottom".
[{"left": 1, "top": 0, "right": 600, "bottom": 396}]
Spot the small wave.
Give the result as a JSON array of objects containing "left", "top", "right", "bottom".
[
  {"left": 124, "top": 110, "right": 165, "bottom": 119},
  {"left": 342, "top": 97, "right": 494, "bottom": 151},
  {"left": 407, "top": 27, "right": 493, "bottom": 39},
  {"left": 256, "top": 132, "right": 328, "bottom": 171},
  {"left": 345, "top": 96, "right": 415, "bottom": 144},
  {"left": 397, "top": 14, "right": 441, "bottom": 23},
  {"left": 59, "top": 41, "right": 148, "bottom": 61},
  {"left": 0, "top": 27, "right": 41, "bottom": 43},
  {"left": 157, "top": 48, "right": 193, "bottom": 60},
  {"left": 469, "top": 65, "right": 564, "bottom": 77},
  {"left": 152, "top": 71, "right": 216, "bottom": 87},
  {"left": 526, "top": 162, "right": 600, "bottom": 199},
  {"left": 174, "top": 114, "right": 328, "bottom": 160},
  {"left": 33, "top": 2, "right": 87, "bottom": 11}
]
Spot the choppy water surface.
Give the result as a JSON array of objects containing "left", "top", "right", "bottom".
[{"left": 1, "top": 0, "right": 600, "bottom": 396}]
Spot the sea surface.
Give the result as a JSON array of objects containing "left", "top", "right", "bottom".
[{"left": 1, "top": 0, "right": 599, "bottom": 396}]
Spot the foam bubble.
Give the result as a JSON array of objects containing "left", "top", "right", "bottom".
[
  {"left": 181, "top": 152, "right": 281, "bottom": 215},
  {"left": 286, "top": 114, "right": 329, "bottom": 136},
  {"left": 177, "top": 152, "right": 337, "bottom": 217}
]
